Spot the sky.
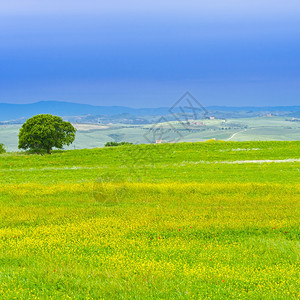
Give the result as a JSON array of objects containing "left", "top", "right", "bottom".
[{"left": 0, "top": 0, "right": 300, "bottom": 107}]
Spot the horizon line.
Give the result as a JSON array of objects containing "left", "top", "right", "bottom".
[{"left": 0, "top": 100, "right": 300, "bottom": 109}]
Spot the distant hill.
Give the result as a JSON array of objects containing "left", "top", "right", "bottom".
[
  {"left": 0, "top": 101, "right": 300, "bottom": 122},
  {"left": 0, "top": 101, "right": 171, "bottom": 122}
]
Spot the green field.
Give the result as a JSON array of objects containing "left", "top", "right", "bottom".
[
  {"left": 1, "top": 116, "right": 299, "bottom": 152},
  {"left": 0, "top": 141, "right": 299, "bottom": 299}
]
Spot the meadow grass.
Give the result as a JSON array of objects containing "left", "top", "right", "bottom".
[{"left": 0, "top": 141, "right": 299, "bottom": 299}]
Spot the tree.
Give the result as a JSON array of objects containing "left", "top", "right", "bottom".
[
  {"left": 18, "top": 114, "right": 76, "bottom": 154},
  {"left": 0, "top": 143, "right": 5, "bottom": 154}
]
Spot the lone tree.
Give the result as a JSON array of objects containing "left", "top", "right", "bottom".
[{"left": 18, "top": 114, "right": 76, "bottom": 154}]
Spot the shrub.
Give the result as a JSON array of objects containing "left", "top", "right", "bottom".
[
  {"left": 0, "top": 143, "right": 6, "bottom": 154},
  {"left": 105, "top": 141, "right": 133, "bottom": 147}
]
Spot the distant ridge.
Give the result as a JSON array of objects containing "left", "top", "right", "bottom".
[
  {"left": 0, "top": 101, "right": 300, "bottom": 122},
  {"left": 0, "top": 101, "right": 170, "bottom": 122}
]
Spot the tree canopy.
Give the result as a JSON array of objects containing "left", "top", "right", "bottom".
[{"left": 18, "top": 114, "right": 76, "bottom": 153}]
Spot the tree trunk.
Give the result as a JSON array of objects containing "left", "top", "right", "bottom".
[{"left": 47, "top": 148, "right": 51, "bottom": 154}]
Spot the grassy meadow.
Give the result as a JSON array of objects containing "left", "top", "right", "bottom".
[{"left": 0, "top": 141, "right": 299, "bottom": 299}]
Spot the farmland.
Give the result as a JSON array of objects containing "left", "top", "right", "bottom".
[
  {"left": 0, "top": 116, "right": 299, "bottom": 152},
  {"left": 0, "top": 141, "right": 299, "bottom": 299}
]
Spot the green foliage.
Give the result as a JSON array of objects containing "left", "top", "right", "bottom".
[
  {"left": 105, "top": 141, "right": 133, "bottom": 147},
  {"left": 0, "top": 143, "right": 5, "bottom": 154},
  {"left": 18, "top": 114, "right": 76, "bottom": 154}
]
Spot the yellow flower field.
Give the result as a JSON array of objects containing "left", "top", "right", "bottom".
[{"left": 0, "top": 181, "right": 299, "bottom": 299}]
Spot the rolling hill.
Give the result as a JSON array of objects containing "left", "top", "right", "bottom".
[{"left": 0, "top": 101, "right": 300, "bottom": 122}]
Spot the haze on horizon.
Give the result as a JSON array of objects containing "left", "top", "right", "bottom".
[{"left": 0, "top": 0, "right": 300, "bottom": 108}]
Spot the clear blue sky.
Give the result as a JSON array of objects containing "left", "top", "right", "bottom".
[{"left": 0, "top": 0, "right": 300, "bottom": 107}]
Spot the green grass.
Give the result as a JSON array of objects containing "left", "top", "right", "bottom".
[{"left": 0, "top": 141, "right": 299, "bottom": 299}]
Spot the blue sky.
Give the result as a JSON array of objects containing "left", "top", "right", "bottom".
[{"left": 0, "top": 1, "right": 300, "bottom": 107}]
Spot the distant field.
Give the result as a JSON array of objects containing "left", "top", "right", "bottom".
[
  {"left": 0, "top": 116, "right": 299, "bottom": 151},
  {"left": 0, "top": 141, "right": 299, "bottom": 298}
]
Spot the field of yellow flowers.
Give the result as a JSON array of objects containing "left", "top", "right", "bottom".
[{"left": 0, "top": 141, "right": 299, "bottom": 299}]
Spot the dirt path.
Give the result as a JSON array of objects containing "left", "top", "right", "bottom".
[{"left": 227, "top": 129, "right": 247, "bottom": 141}]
